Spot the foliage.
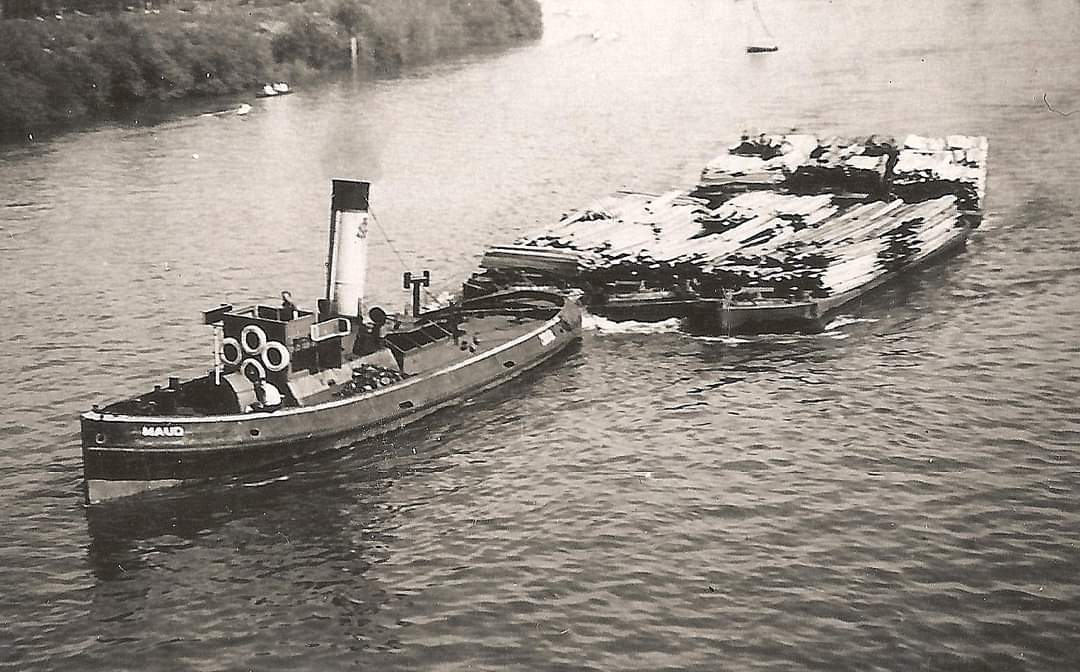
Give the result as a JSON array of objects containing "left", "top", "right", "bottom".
[
  {"left": 271, "top": 10, "right": 347, "bottom": 70},
  {"left": 0, "top": 0, "right": 542, "bottom": 137}
]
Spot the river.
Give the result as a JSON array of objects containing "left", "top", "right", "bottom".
[{"left": 2, "top": 0, "right": 1079, "bottom": 669}]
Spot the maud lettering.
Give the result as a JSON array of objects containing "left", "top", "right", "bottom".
[{"left": 141, "top": 426, "right": 185, "bottom": 437}]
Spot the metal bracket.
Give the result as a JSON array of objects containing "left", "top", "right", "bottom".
[{"left": 403, "top": 270, "right": 431, "bottom": 317}]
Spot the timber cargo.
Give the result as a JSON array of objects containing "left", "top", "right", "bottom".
[{"left": 471, "top": 133, "right": 988, "bottom": 333}]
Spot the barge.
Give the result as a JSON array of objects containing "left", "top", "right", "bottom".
[
  {"left": 471, "top": 133, "right": 987, "bottom": 334},
  {"left": 80, "top": 180, "right": 581, "bottom": 504}
]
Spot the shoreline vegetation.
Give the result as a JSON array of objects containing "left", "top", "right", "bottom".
[{"left": 0, "top": 0, "right": 542, "bottom": 138}]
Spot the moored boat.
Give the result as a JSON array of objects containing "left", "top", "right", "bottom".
[
  {"left": 743, "top": 0, "right": 779, "bottom": 53},
  {"left": 80, "top": 180, "right": 581, "bottom": 504},
  {"left": 256, "top": 82, "right": 294, "bottom": 98}
]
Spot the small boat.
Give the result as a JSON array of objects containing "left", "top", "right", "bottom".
[
  {"left": 256, "top": 82, "right": 294, "bottom": 98},
  {"left": 743, "top": 0, "right": 778, "bottom": 54},
  {"left": 80, "top": 180, "right": 582, "bottom": 504}
]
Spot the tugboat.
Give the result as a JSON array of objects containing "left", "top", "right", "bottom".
[{"left": 80, "top": 180, "right": 582, "bottom": 504}]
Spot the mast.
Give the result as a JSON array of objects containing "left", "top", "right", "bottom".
[{"left": 326, "top": 180, "right": 371, "bottom": 318}]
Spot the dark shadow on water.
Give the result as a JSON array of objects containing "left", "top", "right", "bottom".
[
  {"left": 670, "top": 254, "right": 972, "bottom": 398},
  {"left": 83, "top": 445, "right": 388, "bottom": 581},
  {"left": 80, "top": 447, "right": 407, "bottom": 657}
]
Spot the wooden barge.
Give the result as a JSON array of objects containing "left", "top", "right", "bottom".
[
  {"left": 471, "top": 133, "right": 987, "bottom": 334},
  {"left": 80, "top": 181, "right": 581, "bottom": 504}
]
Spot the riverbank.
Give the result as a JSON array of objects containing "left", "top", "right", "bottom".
[{"left": 0, "top": 0, "right": 541, "bottom": 138}]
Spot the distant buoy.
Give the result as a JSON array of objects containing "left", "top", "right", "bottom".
[{"left": 192, "top": 153, "right": 199, "bottom": 159}]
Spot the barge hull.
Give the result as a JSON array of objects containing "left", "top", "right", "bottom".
[
  {"left": 694, "top": 227, "right": 971, "bottom": 334},
  {"left": 579, "top": 226, "right": 969, "bottom": 333}
]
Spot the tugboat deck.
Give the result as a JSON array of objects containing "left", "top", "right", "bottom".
[{"left": 97, "top": 312, "right": 551, "bottom": 419}]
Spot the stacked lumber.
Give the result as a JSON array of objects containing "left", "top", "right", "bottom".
[
  {"left": 696, "top": 195, "right": 963, "bottom": 299},
  {"left": 694, "top": 133, "right": 988, "bottom": 212},
  {"left": 798, "top": 195, "right": 963, "bottom": 296},
  {"left": 474, "top": 131, "right": 985, "bottom": 309},
  {"left": 479, "top": 190, "right": 965, "bottom": 299},
  {"left": 481, "top": 190, "right": 709, "bottom": 278},
  {"left": 692, "top": 134, "right": 895, "bottom": 205},
  {"left": 692, "top": 133, "right": 817, "bottom": 204},
  {"left": 785, "top": 136, "right": 893, "bottom": 197},
  {"left": 890, "top": 134, "right": 988, "bottom": 213}
]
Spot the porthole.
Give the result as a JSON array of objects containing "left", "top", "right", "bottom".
[
  {"left": 503, "top": 361, "right": 516, "bottom": 368},
  {"left": 399, "top": 400, "right": 414, "bottom": 409},
  {"left": 94, "top": 433, "right": 106, "bottom": 445},
  {"left": 250, "top": 428, "right": 260, "bottom": 437}
]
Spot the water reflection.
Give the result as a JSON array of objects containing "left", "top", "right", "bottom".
[
  {"left": 81, "top": 439, "right": 417, "bottom": 658},
  {"left": 84, "top": 451, "right": 386, "bottom": 580}
]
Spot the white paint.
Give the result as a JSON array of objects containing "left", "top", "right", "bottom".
[
  {"left": 141, "top": 426, "right": 185, "bottom": 437},
  {"left": 328, "top": 209, "right": 369, "bottom": 317}
]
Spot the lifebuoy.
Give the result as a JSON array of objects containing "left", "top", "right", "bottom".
[
  {"left": 261, "top": 341, "right": 291, "bottom": 372},
  {"left": 241, "top": 358, "right": 266, "bottom": 382},
  {"left": 241, "top": 325, "right": 267, "bottom": 354},
  {"left": 221, "top": 337, "right": 243, "bottom": 366}
]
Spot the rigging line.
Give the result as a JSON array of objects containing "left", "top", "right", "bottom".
[
  {"left": 752, "top": 0, "right": 776, "bottom": 40},
  {"left": 751, "top": 0, "right": 777, "bottom": 40},
  {"left": 368, "top": 207, "right": 439, "bottom": 304}
]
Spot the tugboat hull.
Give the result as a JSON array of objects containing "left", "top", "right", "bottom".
[{"left": 81, "top": 296, "right": 581, "bottom": 503}]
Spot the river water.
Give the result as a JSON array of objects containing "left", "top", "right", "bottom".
[{"left": 2, "top": 0, "right": 1079, "bottom": 668}]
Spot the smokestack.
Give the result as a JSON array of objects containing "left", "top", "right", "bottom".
[{"left": 326, "top": 180, "right": 371, "bottom": 318}]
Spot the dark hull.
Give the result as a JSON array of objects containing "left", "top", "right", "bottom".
[
  {"left": 81, "top": 295, "right": 581, "bottom": 503},
  {"left": 595, "top": 294, "right": 701, "bottom": 322},
  {"left": 582, "top": 227, "right": 970, "bottom": 334},
  {"left": 695, "top": 226, "right": 971, "bottom": 334}
]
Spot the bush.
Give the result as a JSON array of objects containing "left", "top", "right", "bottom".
[
  {"left": 0, "top": 0, "right": 542, "bottom": 137},
  {"left": 272, "top": 10, "right": 347, "bottom": 69}
]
